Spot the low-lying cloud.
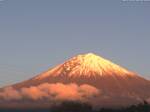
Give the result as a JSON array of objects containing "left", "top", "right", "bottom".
[
  {"left": 0, "top": 87, "right": 21, "bottom": 101},
  {"left": 0, "top": 83, "right": 148, "bottom": 108},
  {"left": 0, "top": 83, "right": 100, "bottom": 102}
]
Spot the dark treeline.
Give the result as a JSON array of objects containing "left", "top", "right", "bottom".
[
  {"left": 0, "top": 101, "right": 149, "bottom": 112},
  {"left": 51, "top": 101, "right": 150, "bottom": 112}
]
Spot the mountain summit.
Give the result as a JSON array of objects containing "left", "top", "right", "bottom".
[
  {"left": 35, "top": 53, "right": 134, "bottom": 79},
  {"left": 1, "top": 53, "right": 150, "bottom": 108}
]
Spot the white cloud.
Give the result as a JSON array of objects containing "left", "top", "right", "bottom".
[{"left": 0, "top": 83, "right": 100, "bottom": 102}]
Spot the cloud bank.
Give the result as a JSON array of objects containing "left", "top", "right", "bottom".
[
  {"left": 0, "top": 83, "right": 100, "bottom": 102},
  {"left": 0, "top": 83, "right": 145, "bottom": 108}
]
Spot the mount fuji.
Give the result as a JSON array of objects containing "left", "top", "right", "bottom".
[{"left": 0, "top": 53, "right": 150, "bottom": 108}]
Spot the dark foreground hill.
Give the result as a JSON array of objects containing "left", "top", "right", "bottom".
[{"left": 0, "top": 101, "right": 150, "bottom": 112}]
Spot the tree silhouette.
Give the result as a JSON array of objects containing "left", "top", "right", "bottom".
[{"left": 50, "top": 100, "right": 150, "bottom": 112}]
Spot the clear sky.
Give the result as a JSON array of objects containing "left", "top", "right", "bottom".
[{"left": 0, "top": 0, "right": 150, "bottom": 87}]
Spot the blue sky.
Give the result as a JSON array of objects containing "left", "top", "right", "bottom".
[{"left": 0, "top": 0, "right": 150, "bottom": 87}]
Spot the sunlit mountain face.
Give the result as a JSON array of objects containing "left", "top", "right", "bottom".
[{"left": 0, "top": 53, "right": 150, "bottom": 109}]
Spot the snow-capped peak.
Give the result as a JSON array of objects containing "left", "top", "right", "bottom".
[{"left": 35, "top": 53, "right": 134, "bottom": 79}]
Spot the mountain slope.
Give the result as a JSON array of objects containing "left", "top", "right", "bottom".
[{"left": 13, "top": 53, "right": 149, "bottom": 88}]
